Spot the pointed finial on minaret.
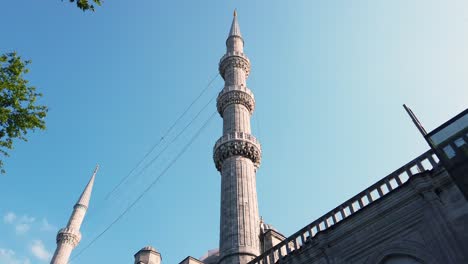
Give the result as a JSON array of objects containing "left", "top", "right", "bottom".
[
  {"left": 75, "top": 164, "right": 99, "bottom": 209},
  {"left": 234, "top": 9, "right": 237, "bottom": 17},
  {"left": 94, "top": 164, "right": 100, "bottom": 174}
]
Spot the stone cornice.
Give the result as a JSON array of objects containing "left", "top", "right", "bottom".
[
  {"left": 213, "top": 132, "right": 261, "bottom": 171},
  {"left": 217, "top": 89, "right": 255, "bottom": 117}
]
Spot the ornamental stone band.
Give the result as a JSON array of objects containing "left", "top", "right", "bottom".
[
  {"left": 213, "top": 138, "right": 262, "bottom": 171},
  {"left": 217, "top": 89, "right": 255, "bottom": 117},
  {"left": 56, "top": 228, "right": 81, "bottom": 247},
  {"left": 219, "top": 55, "right": 251, "bottom": 78}
]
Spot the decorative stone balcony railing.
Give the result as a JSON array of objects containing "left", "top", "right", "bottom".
[
  {"left": 219, "top": 84, "right": 255, "bottom": 97},
  {"left": 248, "top": 149, "right": 440, "bottom": 264},
  {"left": 214, "top": 131, "right": 260, "bottom": 150},
  {"left": 213, "top": 132, "right": 262, "bottom": 171}
]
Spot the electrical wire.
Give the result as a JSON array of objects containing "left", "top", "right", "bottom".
[
  {"left": 105, "top": 73, "right": 219, "bottom": 199},
  {"left": 70, "top": 111, "right": 218, "bottom": 262},
  {"left": 129, "top": 93, "right": 217, "bottom": 185}
]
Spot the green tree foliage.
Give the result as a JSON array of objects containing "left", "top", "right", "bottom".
[
  {"left": 0, "top": 53, "right": 48, "bottom": 173},
  {"left": 67, "top": 0, "right": 102, "bottom": 12}
]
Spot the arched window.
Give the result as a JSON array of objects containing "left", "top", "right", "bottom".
[{"left": 381, "top": 254, "right": 424, "bottom": 264}]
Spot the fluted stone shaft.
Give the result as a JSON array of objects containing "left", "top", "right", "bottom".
[
  {"left": 67, "top": 204, "right": 87, "bottom": 230},
  {"left": 51, "top": 243, "right": 73, "bottom": 264},
  {"left": 223, "top": 104, "right": 252, "bottom": 134},
  {"left": 224, "top": 67, "right": 247, "bottom": 87},
  {"left": 214, "top": 12, "right": 261, "bottom": 264},
  {"left": 227, "top": 34, "right": 244, "bottom": 53}
]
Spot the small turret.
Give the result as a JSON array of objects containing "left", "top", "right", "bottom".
[{"left": 134, "top": 246, "right": 162, "bottom": 264}]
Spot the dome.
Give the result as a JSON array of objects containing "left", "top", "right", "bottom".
[
  {"left": 260, "top": 218, "right": 279, "bottom": 234},
  {"left": 140, "top": 245, "right": 158, "bottom": 253}
]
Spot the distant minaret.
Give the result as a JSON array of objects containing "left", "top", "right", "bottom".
[
  {"left": 213, "top": 10, "right": 262, "bottom": 264},
  {"left": 50, "top": 165, "right": 99, "bottom": 264}
]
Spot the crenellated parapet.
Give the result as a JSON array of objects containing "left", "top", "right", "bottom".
[
  {"left": 56, "top": 227, "right": 81, "bottom": 248},
  {"left": 219, "top": 52, "right": 251, "bottom": 79},
  {"left": 213, "top": 132, "right": 262, "bottom": 171},
  {"left": 217, "top": 86, "right": 255, "bottom": 117}
]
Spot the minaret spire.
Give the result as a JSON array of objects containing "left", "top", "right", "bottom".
[
  {"left": 51, "top": 165, "right": 99, "bottom": 264},
  {"left": 76, "top": 165, "right": 98, "bottom": 209},
  {"left": 229, "top": 9, "right": 242, "bottom": 39},
  {"left": 214, "top": 10, "right": 262, "bottom": 264}
]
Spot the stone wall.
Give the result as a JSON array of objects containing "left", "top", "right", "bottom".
[{"left": 274, "top": 169, "right": 468, "bottom": 264}]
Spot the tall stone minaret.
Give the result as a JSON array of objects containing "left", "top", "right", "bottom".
[
  {"left": 51, "top": 166, "right": 99, "bottom": 264},
  {"left": 213, "top": 10, "right": 262, "bottom": 264}
]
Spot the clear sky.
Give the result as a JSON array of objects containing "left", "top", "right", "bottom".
[{"left": 1, "top": 1, "right": 467, "bottom": 263}]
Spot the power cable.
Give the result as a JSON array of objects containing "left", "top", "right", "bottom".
[
  {"left": 71, "top": 111, "right": 218, "bottom": 262},
  {"left": 105, "top": 73, "right": 219, "bottom": 199},
  {"left": 129, "top": 93, "right": 217, "bottom": 185}
]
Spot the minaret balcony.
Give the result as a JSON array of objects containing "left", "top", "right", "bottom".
[
  {"left": 217, "top": 86, "right": 255, "bottom": 117},
  {"left": 56, "top": 227, "right": 82, "bottom": 247},
  {"left": 213, "top": 132, "right": 262, "bottom": 171},
  {"left": 219, "top": 52, "right": 251, "bottom": 78}
]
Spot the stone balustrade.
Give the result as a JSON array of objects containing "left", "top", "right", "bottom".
[
  {"left": 248, "top": 149, "right": 440, "bottom": 264},
  {"left": 220, "top": 84, "right": 255, "bottom": 96},
  {"left": 214, "top": 131, "right": 260, "bottom": 150}
]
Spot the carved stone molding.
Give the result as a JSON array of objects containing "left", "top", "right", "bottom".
[
  {"left": 56, "top": 228, "right": 81, "bottom": 247},
  {"left": 217, "top": 90, "right": 255, "bottom": 116},
  {"left": 214, "top": 137, "right": 261, "bottom": 171},
  {"left": 219, "top": 55, "right": 251, "bottom": 78}
]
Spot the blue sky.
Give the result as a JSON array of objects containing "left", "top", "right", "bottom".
[{"left": 1, "top": 1, "right": 467, "bottom": 263}]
